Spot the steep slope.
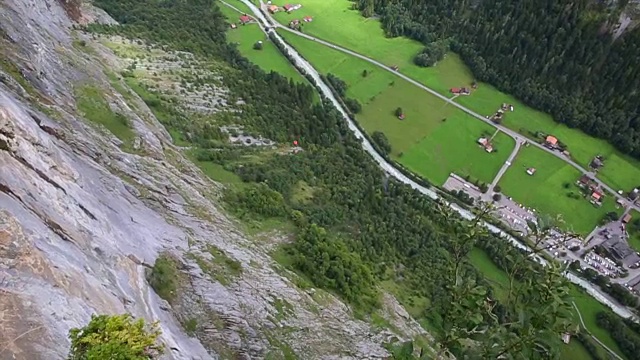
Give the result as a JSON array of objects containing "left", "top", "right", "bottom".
[{"left": 0, "top": 0, "right": 428, "bottom": 359}]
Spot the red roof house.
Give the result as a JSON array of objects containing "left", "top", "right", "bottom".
[
  {"left": 303, "top": 16, "right": 313, "bottom": 22},
  {"left": 545, "top": 135, "right": 558, "bottom": 146},
  {"left": 591, "top": 191, "right": 603, "bottom": 202},
  {"left": 283, "top": 4, "right": 293, "bottom": 11},
  {"left": 450, "top": 87, "right": 470, "bottom": 95},
  {"left": 477, "top": 137, "right": 493, "bottom": 152},
  {"left": 578, "top": 174, "right": 591, "bottom": 185},
  {"left": 239, "top": 15, "right": 251, "bottom": 23}
]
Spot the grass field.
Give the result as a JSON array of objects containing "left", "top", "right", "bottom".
[
  {"left": 272, "top": 0, "right": 423, "bottom": 68},
  {"left": 570, "top": 287, "right": 627, "bottom": 359},
  {"left": 271, "top": 0, "right": 474, "bottom": 96},
  {"left": 498, "top": 146, "right": 623, "bottom": 235},
  {"left": 560, "top": 340, "right": 597, "bottom": 360},
  {"left": 75, "top": 85, "right": 136, "bottom": 150},
  {"left": 270, "top": 0, "right": 640, "bottom": 198},
  {"left": 400, "top": 121, "right": 514, "bottom": 185},
  {"left": 218, "top": 2, "right": 308, "bottom": 83},
  {"left": 280, "top": 31, "right": 514, "bottom": 185}
]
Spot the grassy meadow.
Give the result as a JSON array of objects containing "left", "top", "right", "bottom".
[
  {"left": 270, "top": 0, "right": 640, "bottom": 196},
  {"left": 570, "top": 287, "right": 627, "bottom": 359},
  {"left": 75, "top": 85, "right": 136, "bottom": 150},
  {"left": 498, "top": 146, "right": 623, "bottom": 235},
  {"left": 280, "top": 30, "right": 514, "bottom": 185},
  {"left": 272, "top": 0, "right": 423, "bottom": 68}
]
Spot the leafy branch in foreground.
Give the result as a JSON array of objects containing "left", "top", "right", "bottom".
[
  {"left": 68, "top": 314, "right": 163, "bottom": 360},
  {"left": 432, "top": 209, "right": 573, "bottom": 359}
]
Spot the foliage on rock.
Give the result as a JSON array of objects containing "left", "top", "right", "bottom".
[{"left": 68, "top": 314, "right": 163, "bottom": 359}]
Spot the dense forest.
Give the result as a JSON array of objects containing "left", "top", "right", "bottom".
[
  {"left": 361, "top": 0, "right": 640, "bottom": 160},
  {"left": 92, "top": 0, "right": 590, "bottom": 357}
]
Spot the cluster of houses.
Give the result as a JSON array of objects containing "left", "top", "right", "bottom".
[
  {"left": 288, "top": 16, "right": 313, "bottom": 29},
  {"left": 577, "top": 175, "right": 605, "bottom": 206},
  {"left": 489, "top": 103, "right": 514, "bottom": 124},
  {"left": 268, "top": 3, "right": 302, "bottom": 13}
]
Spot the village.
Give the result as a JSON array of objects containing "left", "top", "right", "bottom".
[{"left": 432, "top": 90, "right": 640, "bottom": 306}]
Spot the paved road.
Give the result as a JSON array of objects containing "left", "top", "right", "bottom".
[
  {"left": 262, "top": 10, "right": 640, "bottom": 213},
  {"left": 483, "top": 140, "right": 522, "bottom": 200},
  {"left": 232, "top": 0, "right": 639, "bottom": 322}
]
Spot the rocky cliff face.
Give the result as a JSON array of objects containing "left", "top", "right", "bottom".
[{"left": 0, "top": 0, "right": 428, "bottom": 359}]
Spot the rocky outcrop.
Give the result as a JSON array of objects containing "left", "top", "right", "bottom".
[{"left": 0, "top": 0, "right": 431, "bottom": 359}]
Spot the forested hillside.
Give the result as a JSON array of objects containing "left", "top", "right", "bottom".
[
  {"left": 91, "top": 0, "right": 576, "bottom": 357},
  {"left": 363, "top": 0, "right": 640, "bottom": 159}
]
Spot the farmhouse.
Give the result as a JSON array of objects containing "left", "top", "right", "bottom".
[
  {"left": 526, "top": 168, "right": 536, "bottom": 176},
  {"left": 450, "top": 87, "right": 470, "bottom": 95},
  {"left": 623, "top": 213, "right": 633, "bottom": 224},
  {"left": 477, "top": 137, "right": 493, "bottom": 153},
  {"left": 239, "top": 15, "right": 252, "bottom": 24},
  {"left": 628, "top": 188, "right": 639, "bottom": 201},
  {"left": 490, "top": 108, "right": 504, "bottom": 123},
  {"left": 545, "top": 135, "right": 558, "bottom": 148},
  {"left": 230, "top": 23, "right": 237, "bottom": 29},
  {"left": 288, "top": 19, "right": 301, "bottom": 29},
  {"left": 590, "top": 155, "right": 604, "bottom": 170},
  {"left": 268, "top": 4, "right": 279, "bottom": 13},
  {"left": 283, "top": 4, "right": 301, "bottom": 12},
  {"left": 590, "top": 191, "right": 603, "bottom": 205},
  {"left": 577, "top": 175, "right": 598, "bottom": 191},
  {"left": 398, "top": 113, "right": 405, "bottom": 120},
  {"left": 303, "top": 16, "right": 313, "bottom": 22}
]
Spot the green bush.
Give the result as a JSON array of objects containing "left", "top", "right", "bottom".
[
  {"left": 68, "top": 314, "right": 163, "bottom": 359},
  {"left": 147, "top": 254, "right": 179, "bottom": 302}
]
